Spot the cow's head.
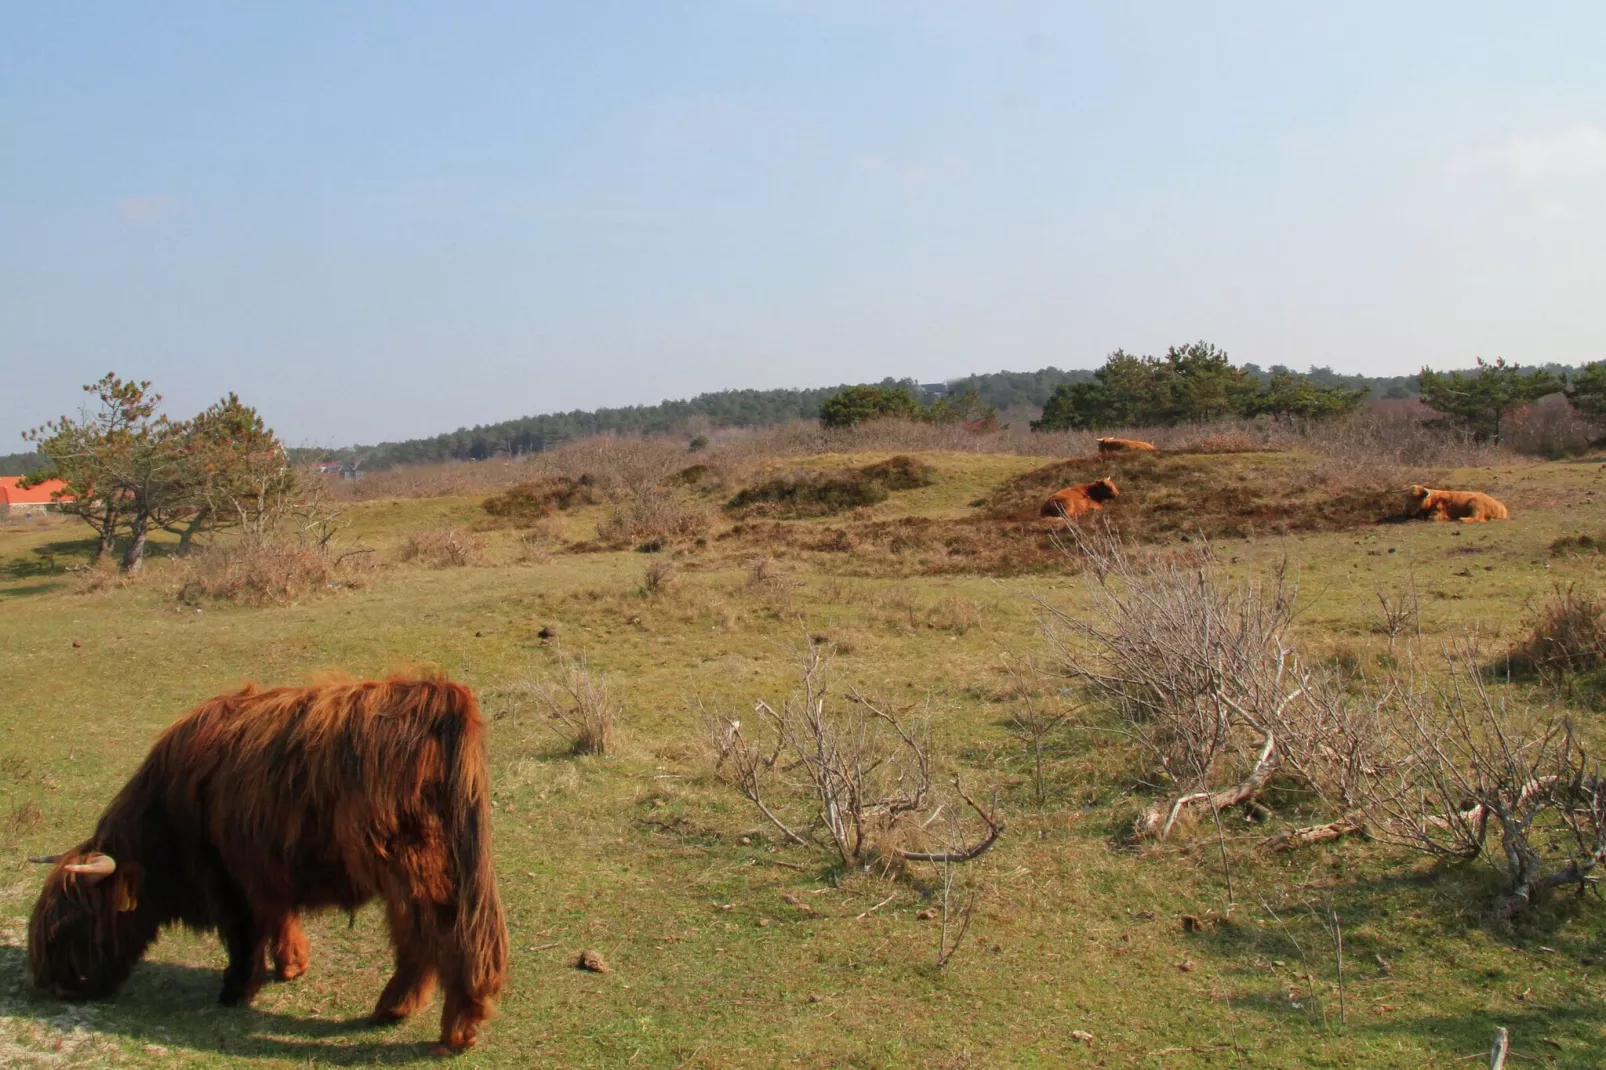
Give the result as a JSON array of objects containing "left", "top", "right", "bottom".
[
  {"left": 28, "top": 848, "right": 148, "bottom": 1000},
  {"left": 1409, "top": 484, "right": 1431, "bottom": 502},
  {"left": 1086, "top": 478, "right": 1119, "bottom": 502}
]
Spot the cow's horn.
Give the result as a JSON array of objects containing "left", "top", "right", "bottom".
[
  {"left": 27, "top": 855, "right": 62, "bottom": 864},
  {"left": 64, "top": 854, "right": 116, "bottom": 877}
]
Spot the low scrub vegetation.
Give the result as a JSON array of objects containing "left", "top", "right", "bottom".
[
  {"left": 395, "top": 525, "right": 486, "bottom": 567},
  {"left": 1505, "top": 585, "right": 1606, "bottom": 700},
  {"left": 481, "top": 475, "right": 597, "bottom": 520},
  {"left": 725, "top": 455, "right": 935, "bottom": 519},
  {"left": 1039, "top": 530, "right": 1606, "bottom": 916},
  {"left": 991, "top": 450, "right": 1417, "bottom": 539}
]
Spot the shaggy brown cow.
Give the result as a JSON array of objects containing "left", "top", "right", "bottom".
[
  {"left": 1409, "top": 484, "right": 1510, "bottom": 523},
  {"left": 27, "top": 673, "right": 508, "bottom": 1054},
  {"left": 1097, "top": 437, "right": 1157, "bottom": 454},
  {"left": 1041, "top": 477, "right": 1119, "bottom": 518}
]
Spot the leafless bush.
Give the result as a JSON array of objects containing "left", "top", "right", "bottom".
[
  {"left": 175, "top": 483, "right": 375, "bottom": 605},
  {"left": 507, "top": 655, "right": 620, "bottom": 756},
  {"left": 704, "top": 643, "right": 1001, "bottom": 871},
  {"left": 1503, "top": 394, "right": 1597, "bottom": 459},
  {"left": 395, "top": 525, "right": 486, "bottom": 567},
  {"left": 1357, "top": 649, "right": 1606, "bottom": 915},
  {"left": 1002, "top": 655, "right": 1072, "bottom": 806},
  {"left": 595, "top": 486, "right": 710, "bottom": 551},
  {"left": 1039, "top": 529, "right": 1306, "bottom": 837},
  {"left": 1374, "top": 575, "right": 1421, "bottom": 643},
  {"left": 641, "top": 558, "right": 677, "bottom": 597},
  {"left": 1506, "top": 585, "right": 1606, "bottom": 687}
]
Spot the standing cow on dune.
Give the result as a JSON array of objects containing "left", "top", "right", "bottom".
[{"left": 27, "top": 673, "right": 508, "bottom": 1055}]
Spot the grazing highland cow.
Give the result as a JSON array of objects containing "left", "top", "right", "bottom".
[
  {"left": 1041, "top": 477, "right": 1119, "bottom": 519},
  {"left": 1409, "top": 484, "right": 1510, "bottom": 523},
  {"left": 1097, "top": 437, "right": 1157, "bottom": 454},
  {"left": 27, "top": 673, "right": 508, "bottom": 1054}
]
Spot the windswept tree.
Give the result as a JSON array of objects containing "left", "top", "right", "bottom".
[
  {"left": 1418, "top": 358, "right": 1564, "bottom": 444},
  {"left": 26, "top": 376, "right": 293, "bottom": 571},
  {"left": 166, "top": 393, "right": 298, "bottom": 552},
  {"left": 25, "top": 375, "right": 166, "bottom": 564}
]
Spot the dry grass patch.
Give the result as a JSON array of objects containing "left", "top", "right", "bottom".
[{"left": 395, "top": 525, "right": 486, "bottom": 567}]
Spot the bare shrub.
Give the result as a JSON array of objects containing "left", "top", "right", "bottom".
[
  {"left": 1039, "top": 530, "right": 1304, "bottom": 837},
  {"left": 179, "top": 542, "right": 343, "bottom": 606},
  {"left": 175, "top": 481, "right": 376, "bottom": 605},
  {"left": 1373, "top": 575, "right": 1421, "bottom": 643},
  {"left": 641, "top": 558, "right": 677, "bottom": 597},
  {"left": 704, "top": 643, "right": 1001, "bottom": 871},
  {"left": 1508, "top": 585, "right": 1606, "bottom": 682},
  {"left": 506, "top": 656, "right": 619, "bottom": 756},
  {"left": 1502, "top": 585, "right": 1606, "bottom": 701},
  {"left": 1356, "top": 650, "right": 1606, "bottom": 916},
  {"left": 595, "top": 486, "right": 709, "bottom": 551},
  {"left": 395, "top": 525, "right": 486, "bottom": 567},
  {"left": 1503, "top": 394, "right": 1596, "bottom": 459}
]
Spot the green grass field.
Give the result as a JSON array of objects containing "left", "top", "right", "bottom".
[{"left": 2, "top": 449, "right": 1605, "bottom": 1067}]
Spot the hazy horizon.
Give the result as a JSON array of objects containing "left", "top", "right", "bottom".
[{"left": 6, "top": 2, "right": 1604, "bottom": 448}]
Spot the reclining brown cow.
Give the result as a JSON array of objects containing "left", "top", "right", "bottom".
[
  {"left": 1409, "top": 484, "right": 1510, "bottom": 523},
  {"left": 1041, "top": 478, "right": 1119, "bottom": 518},
  {"left": 1098, "top": 437, "right": 1156, "bottom": 454}
]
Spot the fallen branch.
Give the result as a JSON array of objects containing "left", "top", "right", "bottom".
[
  {"left": 1264, "top": 811, "right": 1368, "bottom": 852},
  {"left": 1135, "top": 732, "right": 1278, "bottom": 841}
]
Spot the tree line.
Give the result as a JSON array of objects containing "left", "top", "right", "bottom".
[
  {"left": 22, "top": 375, "right": 296, "bottom": 571},
  {"left": 8, "top": 355, "right": 1600, "bottom": 480}
]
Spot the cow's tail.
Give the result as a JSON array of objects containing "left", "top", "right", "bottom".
[{"left": 437, "top": 681, "right": 509, "bottom": 1003}]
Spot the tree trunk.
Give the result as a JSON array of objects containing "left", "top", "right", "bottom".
[
  {"left": 96, "top": 501, "right": 119, "bottom": 560},
  {"left": 121, "top": 511, "right": 149, "bottom": 572},
  {"left": 177, "top": 510, "right": 207, "bottom": 555}
]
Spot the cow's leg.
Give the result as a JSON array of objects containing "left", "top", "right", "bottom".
[
  {"left": 433, "top": 923, "right": 494, "bottom": 1054},
  {"left": 218, "top": 911, "right": 270, "bottom": 1007},
  {"left": 372, "top": 900, "right": 438, "bottom": 1024},
  {"left": 270, "top": 914, "right": 309, "bottom": 981},
  {"left": 434, "top": 980, "right": 491, "bottom": 1055}
]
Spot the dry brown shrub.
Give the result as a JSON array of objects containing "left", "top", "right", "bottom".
[
  {"left": 500, "top": 656, "right": 620, "bottom": 756},
  {"left": 395, "top": 525, "right": 487, "bottom": 567},
  {"left": 594, "top": 486, "right": 710, "bottom": 551},
  {"left": 177, "top": 543, "right": 364, "bottom": 606},
  {"left": 1503, "top": 394, "right": 1598, "bottom": 459},
  {"left": 482, "top": 476, "right": 598, "bottom": 520},
  {"left": 1504, "top": 585, "right": 1606, "bottom": 696}
]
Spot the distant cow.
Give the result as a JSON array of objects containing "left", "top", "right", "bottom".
[
  {"left": 1098, "top": 437, "right": 1157, "bottom": 454},
  {"left": 27, "top": 673, "right": 508, "bottom": 1054},
  {"left": 1409, "top": 484, "right": 1510, "bottom": 523},
  {"left": 1041, "top": 477, "right": 1119, "bottom": 518}
]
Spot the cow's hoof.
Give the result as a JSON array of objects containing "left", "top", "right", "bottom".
[
  {"left": 274, "top": 961, "right": 306, "bottom": 982},
  {"left": 430, "top": 1040, "right": 475, "bottom": 1057}
]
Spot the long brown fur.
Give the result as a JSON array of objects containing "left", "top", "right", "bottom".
[
  {"left": 27, "top": 672, "right": 509, "bottom": 1054},
  {"left": 1409, "top": 484, "right": 1510, "bottom": 523},
  {"left": 1097, "top": 437, "right": 1157, "bottom": 453},
  {"left": 1041, "top": 477, "right": 1119, "bottom": 518}
]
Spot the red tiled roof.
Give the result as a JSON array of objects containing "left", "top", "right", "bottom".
[{"left": 0, "top": 477, "right": 73, "bottom": 505}]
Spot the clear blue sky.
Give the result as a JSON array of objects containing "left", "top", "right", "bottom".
[{"left": 4, "top": 2, "right": 1604, "bottom": 446}]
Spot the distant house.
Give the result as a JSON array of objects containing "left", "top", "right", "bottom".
[
  {"left": 920, "top": 383, "right": 948, "bottom": 396},
  {"left": 340, "top": 463, "right": 365, "bottom": 481},
  {"left": 313, "top": 461, "right": 343, "bottom": 474},
  {"left": 0, "top": 476, "right": 73, "bottom": 517}
]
